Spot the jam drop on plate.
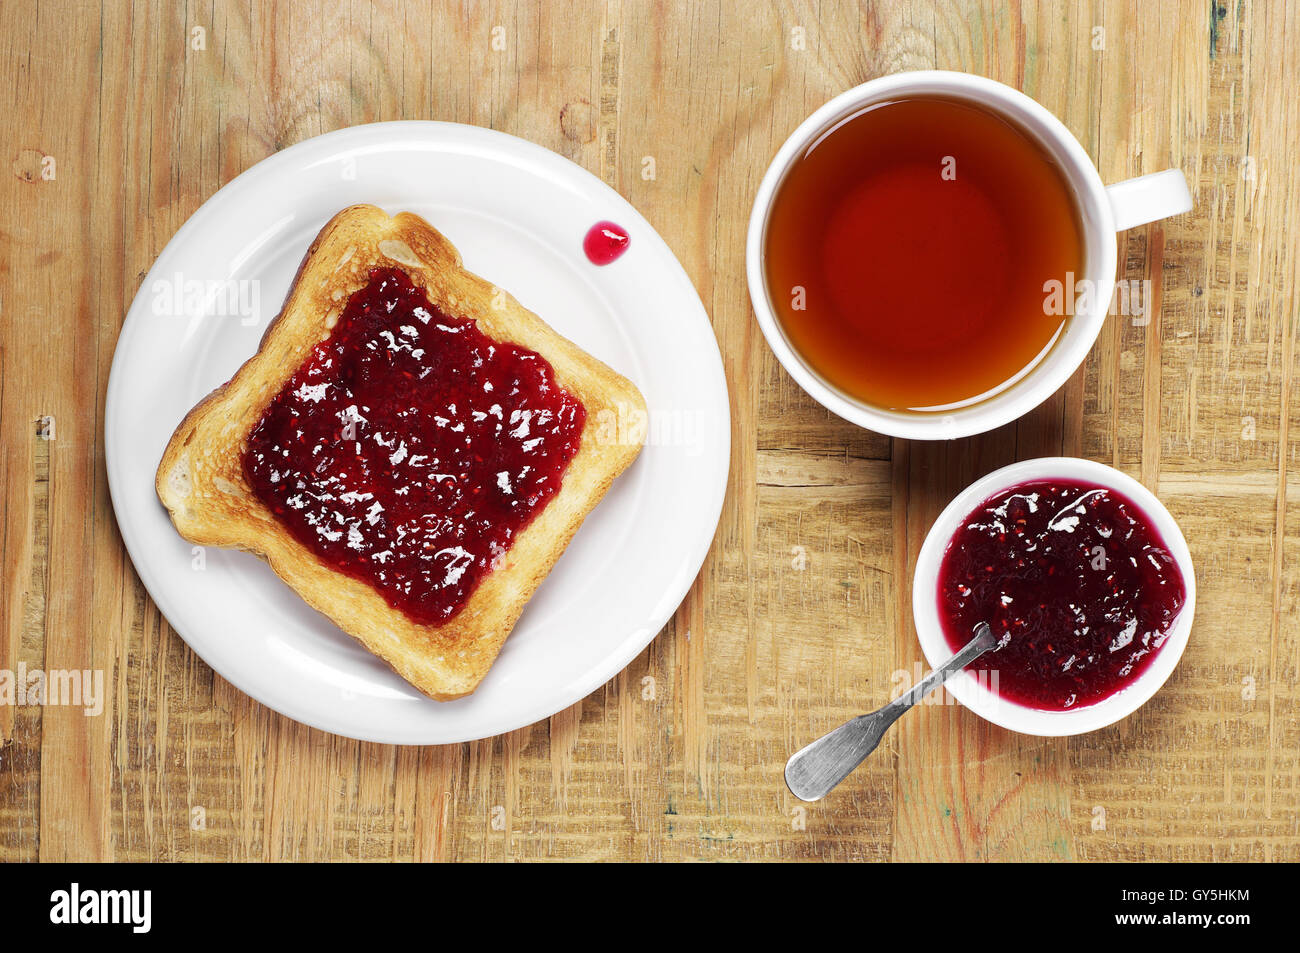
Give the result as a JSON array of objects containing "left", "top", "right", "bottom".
[
  {"left": 937, "top": 478, "right": 1186, "bottom": 711},
  {"left": 244, "top": 267, "right": 586, "bottom": 626},
  {"left": 583, "top": 221, "right": 630, "bottom": 265}
]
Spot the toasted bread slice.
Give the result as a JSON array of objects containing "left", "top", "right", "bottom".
[{"left": 156, "top": 205, "right": 647, "bottom": 700}]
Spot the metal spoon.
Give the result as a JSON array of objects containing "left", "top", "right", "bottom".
[{"left": 785, "top": 622, "right": 998, "bottom": 802}]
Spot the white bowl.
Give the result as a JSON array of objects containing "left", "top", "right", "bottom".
[{"left": 912, "top": 457, "right": 1196, "bottom": 735}]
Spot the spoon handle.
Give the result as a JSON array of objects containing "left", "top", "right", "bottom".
[
  {"left": 893, "top": 622, "right": 997, "bottom": 712},
  {"left": 784, "top": 623, "right": 997, "bottom": 802}
]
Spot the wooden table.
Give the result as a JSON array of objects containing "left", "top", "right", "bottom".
[{"left": 2, "top": 0, "right": 1296, "bottom": 862}]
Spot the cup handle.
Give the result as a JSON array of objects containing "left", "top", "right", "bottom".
[{"left": 1105, "top": 169, "right": 1193, "bottom": 232}]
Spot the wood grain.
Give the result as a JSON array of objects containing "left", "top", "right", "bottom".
[{"left": 1, "top": 0, "right": 1297, "bottom": 861}]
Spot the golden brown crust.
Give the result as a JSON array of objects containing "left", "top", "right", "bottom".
[{"left": 155, "top": 205, "right": 647, "bottom": 700}]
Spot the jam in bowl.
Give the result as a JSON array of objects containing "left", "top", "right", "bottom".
[{"left": 912, "top": 458, "right": 1196, "bottom": 736}]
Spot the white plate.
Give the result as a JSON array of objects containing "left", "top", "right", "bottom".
[{"left": 106, "top": 122, "right": 730, "bottom": 744}]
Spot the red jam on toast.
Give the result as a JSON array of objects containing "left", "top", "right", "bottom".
[{"left": 244, "top": 267, "right": 586, "bottom": 625}]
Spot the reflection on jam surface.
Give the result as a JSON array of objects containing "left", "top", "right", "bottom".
[
  {"left": 583, "top": 221, "right": 630, "bottom": 265},
  {"left": 938, "top": 479, "right": 1186, "bottom": 711},
  {"left": 243, "top": 267, "right": 586, "bottom": 626}
]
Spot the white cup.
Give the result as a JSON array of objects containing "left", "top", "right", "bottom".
[{"left": 746, "top": 70, "right": 1193, "bottom": 440}]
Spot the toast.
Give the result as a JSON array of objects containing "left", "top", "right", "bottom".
[{"left": 156, "top": 205, "right": 647, "bottom": 700}]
